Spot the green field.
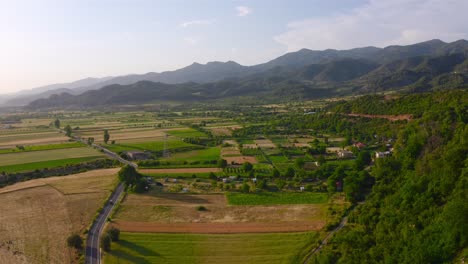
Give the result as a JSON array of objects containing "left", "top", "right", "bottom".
[
  {"left": 105, "top": 139, "right": 199, "bottom": 153},
  {"left": 0, "top": 147, "right": 104, "bottom": 166},
  {"left": 226, "top": 192, "right": 329, "bottom": 205},
  {"left": 161, "top": 147, "right": 220, "bottom": 162},
  {"left": 269, "top": 155, "right": 289, "bottom": 163},
  {"left": 166, "top": 128, "right": 207, "bottom": 138},
  {"left": 104, "top": 232, "right": 317, "bottom": 264},
  {"left": 0, "top": 142, "right": 84, "bottom": 154},
  {"left": 0, "top": 156, "right": 103, "bottom": 173}
]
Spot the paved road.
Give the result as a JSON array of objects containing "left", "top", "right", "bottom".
[
  {"left": 85, "top": 183, "right": 124, "bottom": 264},
  {"left": 65, "top": 134, "right": 137, "bottom": 264}
]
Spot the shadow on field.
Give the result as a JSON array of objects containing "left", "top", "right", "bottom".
[
  {"left": 120, "top": 240, "right": 161, "bottom": 256},
  {"left": 109, "top": 240, "right": 161, "bottom": 264}
]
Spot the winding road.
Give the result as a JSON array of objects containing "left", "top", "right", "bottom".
[
  {"left": 67, "top": 134, "right": 137, "bottom": 264},
  {"left": 85, "top": 183, "right": 124, "bottom": 264}
]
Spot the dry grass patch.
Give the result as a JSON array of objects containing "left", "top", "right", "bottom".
[
  {"left": 254, "top": 139, "right": 276, "bottom": 149},
  {"left": 114, "top": 193, "right": 326, "bottom": 233},
  {"left": 221, "top": 147, "right": 241, "bottom": 156},
  {"left": 224, "top": 156, "right": 258, "bottom": 164},
  {"left": 0, "top": 168, "right": 118, "bottom": 264}
]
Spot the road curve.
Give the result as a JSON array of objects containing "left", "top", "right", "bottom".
[
  {"left": 67, "top": 135, "right": 137, "bottom": 264},
  {"left": 85, "top": 183, "right": 124, "bottom": 264}
]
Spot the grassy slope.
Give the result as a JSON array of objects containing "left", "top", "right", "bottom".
[{"left": 104, "top": 232, "right": 317, "bottom": 264}]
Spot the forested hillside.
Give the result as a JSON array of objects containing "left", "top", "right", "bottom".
[{"left": 312, "top": 90, "right": 468, "bottom": 263}]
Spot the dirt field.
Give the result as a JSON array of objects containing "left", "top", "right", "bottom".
[
  {"left": 221, "top": 147, "right": 241, "bottom": 156},
  {"left": 209, "top": 127, "right": 233, "bottom": 136},
  {"left": 113, "top": 221, "right": 323, "bottom": 233},
  {"left": 113, "top": 193, "right": 325, "bottom": 233},
  {"left": 224, "top": 156, "right": 258, "bottom": 164},
  {"left": 254, "top": 139, "right": 276, "bottom": 148},
  {"left": 222, "top": 140, "right": 238, "bottom": 146},
  {"left": 0, "top": 169, "right": 118, "bottom": 264},
  {"left": 139, "top": 168, "right": 222, "bottom": 174},
  {"left": 0, "top": 131, "right": 70, "bottom": 148},
  {"left": 242, "top": 144, "right": 258, "bottom": 149}
]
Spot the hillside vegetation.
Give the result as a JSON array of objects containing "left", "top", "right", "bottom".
[{"left": 312, "top": 90, "right": 468, "bottom": 263}]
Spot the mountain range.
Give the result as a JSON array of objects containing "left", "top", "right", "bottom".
[{"left": 6, "top": 39, "right": 468, "bottom": 108}]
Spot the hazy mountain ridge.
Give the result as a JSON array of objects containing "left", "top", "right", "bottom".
[{"left": 20, "top": 39, "right": 468, "bottom": 108}]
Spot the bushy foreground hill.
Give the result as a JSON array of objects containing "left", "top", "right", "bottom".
[{"left": 312, "top": 90, "right": 468, "bottom": 264}]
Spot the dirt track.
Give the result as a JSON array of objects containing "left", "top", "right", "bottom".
[{"left": 114, "top": 221, "right": 325, "bottom": 233}]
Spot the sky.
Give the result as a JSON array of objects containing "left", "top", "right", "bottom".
[{"left": 1, "top": 0, "right": 467, "bottom": 94}]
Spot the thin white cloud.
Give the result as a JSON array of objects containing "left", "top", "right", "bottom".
[
  {"left": 275, "top": 0, "right": 468, "bottom": 51},
  {"left": 183, "top": 37, "right": 199, "bottom": 45},
  {"left": 236, "top": 6, "right": 252, "bottom": 17},
  {"left": 180, "top": 19, "right": 213, "bottom": 28}
]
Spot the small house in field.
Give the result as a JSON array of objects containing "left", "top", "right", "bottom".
[
  {"left": 353, "top": 142, "right": 366, "bottom": 149},
  {"left": 125, "top": 151, "right": 150, "bottom": 160},
  {"left": 338, "top": 149, "right": 354, "bottom": 159},
  {"left": 375, "top": 151, "right": 391, "bottom": 159}
]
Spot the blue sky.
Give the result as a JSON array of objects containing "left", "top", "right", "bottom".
[{"left": 1, "top": 0, "right": 467, "bottom": 93}]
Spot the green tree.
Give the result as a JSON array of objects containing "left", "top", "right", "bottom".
[
  {"left": 104, "top": 129, "right": 110, "bottom": 144},
  {"left": 217, "top": 158, "right": 227, "bottom": 168},
  {"left": 355, "top": 151, "right": 372, "bottom": 170},
  {"left": 118, "top": 165, "right": 142, "bottom": 185},
  {"left": 241, "top": 182, "right": 250, "bottom": 193},
  {"left": 242, "top": 162, "right": 253, "bottom": 172},
  {"left": 295, "top": 158, "right": 305, "bottom": 169},
  {"left": 54, "top": 118, "right": 60, "bottom": 129},
  {"left": 67, "top": 234, "right": 83, "bottom": 249},
  {"left": 64, "top": 125, "right": 72, "bottom": 137},
  {"left": 317, "top": 155, "right": 326, "bottom": 166},
  {"left": 100, "top": 233, "right": 111, "bottom": 252},
  {"left": 106, "top": 227, "right": 120, "bottom": 241},
  {"left": 87, "top": 137, "right": 94, "bottom": 145},
  {"left": 285, "top": 166, "right": 295, "bottom": 177},
  {"left": 272, "top": 168, "right": 280, "bottom": 177}
]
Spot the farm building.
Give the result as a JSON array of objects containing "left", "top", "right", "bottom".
[
  {"left": 353, "top": 142, "right": 366, "bottom": 149},
  {"left": 337, "top": 149, "right": 354, "bottom": 159},
  {"left": 125, "top": 151, "right": 151, "bottom": 160},
  {"left": 375, "top": 151, "right": 391, "bottom": 158}
]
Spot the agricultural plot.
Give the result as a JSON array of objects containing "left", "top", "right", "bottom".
[
  {"left": 226, "top": 192, "right": 329, "bottom": 205},
  {"left": 0, "top": 168, "right": 118, "bottom": 264},
  {"left": 104, "top": 232, "right": 317, "bottom": 264},
  {"left": 0, "top": 147, "right": 105, "bottom": 173},
  {"left": 166, "top": 128, "right": 207, "bottom": 138},
  {"left": 161, "top": 147, "right": 220, "bottom": 162},
  {"left": 0, "top": 131, "right": 69, "bottom": 148},
  {"left": 104, "top": 139, "right": 198, "bottom": 153},
  {"left": 254, "top": 139, "right": 276, "bottom": 148},
  {"left": 113, "top": 193, "right": 327, "bottom": 233},
  {"left": 0, "top": 142, "right": 84, "bottom": 154}
]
